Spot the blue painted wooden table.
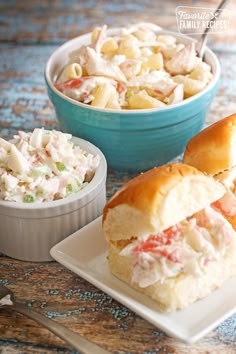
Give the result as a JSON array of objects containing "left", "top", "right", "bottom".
[{"left": 0, "top": 1, "right": 236, "bottom": 353}]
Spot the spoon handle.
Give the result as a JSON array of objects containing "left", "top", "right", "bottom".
[
  {"left": 196, "top": 0, "right": 230, "bottom": 57},
  {"left": 11, "top": 302, "right": 110, "bottom": 354}
]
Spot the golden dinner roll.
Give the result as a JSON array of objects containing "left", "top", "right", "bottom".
[
  {"left": 183, "top": 113, "right": 236, "bottom": 175},
  {"left": 103, "top": 163, "right": 226, "bottom": 241},
  {"left": 183, "top": 114, "right": 236, "bottom": 230}
]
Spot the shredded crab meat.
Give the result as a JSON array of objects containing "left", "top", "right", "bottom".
[
  {"left": 91, "top": 25, "right": 107, "bottom": 53},
  {"left": 120, "top": 206, "right": 235, "bottom": 288},
  {"left": 0, "top": 128, "right": 100, "bottom": 203},
  {"left": 165, "top": 43, "right": 196, "bottom": 75}
]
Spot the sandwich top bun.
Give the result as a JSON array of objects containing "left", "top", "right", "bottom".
[
  {"left": 183, "top": 113, "right": 236, "bottom": 175},
  {"left": 103, "top": 163, "right": 226, "bottom": 241}
]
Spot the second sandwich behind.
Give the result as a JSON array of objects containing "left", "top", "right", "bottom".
[{"left": 183, "top": 113, "right": 236, "bottom": 228}]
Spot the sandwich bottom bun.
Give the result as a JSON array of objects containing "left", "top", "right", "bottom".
[
  {"left": 108, "top": 242, "right": 236, "bottom": 312},
  {"left": 103, "top": 163, "right": 236, "bottom": 312}
]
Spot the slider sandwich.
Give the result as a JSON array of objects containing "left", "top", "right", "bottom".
[
  {"left": 184, "top": 113, "right": 236, "bottom": 228},
  {"left": 102, "top": 163, "right": 236, "bottom": 312}
]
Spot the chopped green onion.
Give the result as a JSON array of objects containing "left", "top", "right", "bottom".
[
  {"left": 27, "top": 145, "right": 35, "bottom": 152},
  {"left": 67, "top": 184, "right": 73, "bottom": 192},
  {"left": 24, "top": 194, "right": 34, "bottom": 203},
  {"left": 56, "top": 162, "right": 66, "bottom": 171},
  {"left": 127, "top": 90, "right": 134, "bottom": 99},
  {"left": 36, "top": 189, "right": 44, "bottom": 197}
]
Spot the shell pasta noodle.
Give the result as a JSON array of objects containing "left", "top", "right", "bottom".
[
  {"left": 128, "top": 90, "right": 166, "bottom": 109},
  {"left": 55, "top": 23, "right": 213, "bottom": 110},
  {"left": 66, "top": 63, "right": 82, "bottom": 79},
  {"left": 91, "top": 83, "right": 111, "bottom": 108},
  {"left": 141, "top": 53, "right": 164, "bottom": 71},
  {"left": 101, "top": 37, "right": 118, "bottom": 54},
  {"left": 57, "top": 63, "right": 83, "bottom": 84}
]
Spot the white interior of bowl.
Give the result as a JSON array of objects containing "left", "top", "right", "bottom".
[{"left": 45, "top": 26, "right": 221, "bottom": 114}]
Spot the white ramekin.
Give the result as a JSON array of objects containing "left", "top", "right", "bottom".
[{"left": 0, "top": 137, "right": 107, "bottom": 262}]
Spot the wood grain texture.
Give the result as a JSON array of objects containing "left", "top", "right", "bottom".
[
  {"left": 0, "top": 0, "right": 235, "bottom": 51},
  {"left": 0, "top": 1, "right": 236, "bottom": 353},
  {"left": 0, "top": 257, "right": 236, "bottom": 354}
]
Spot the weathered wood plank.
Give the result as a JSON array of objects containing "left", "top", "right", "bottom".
[
  {"left": 0, "top": 0, "right": 235, "bottom": 52},
  {"left": 0, "top": 257, "right": 236, "bottom": 354}
]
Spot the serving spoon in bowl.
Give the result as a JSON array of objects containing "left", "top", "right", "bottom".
[
  {"left": 196, "top": 0, "right": 230, "bottom": 58},
  {"left": 0, "top": 284, "right": 110, "bottom": 354}
]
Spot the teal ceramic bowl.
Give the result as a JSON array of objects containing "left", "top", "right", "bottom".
[{"left": 45, "top": 28, "right": 220, "bottom": 172}]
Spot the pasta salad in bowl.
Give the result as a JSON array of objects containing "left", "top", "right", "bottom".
[
  {"left": 45, "top": 22, "right": 220, "bottom": 171},
  {"left": 54, "top": 23, "right": 213, "bottom": 110}
]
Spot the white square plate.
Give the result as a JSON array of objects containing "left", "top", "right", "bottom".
[{"left": 50, "top": 216, "right": 236, "bottom": 344}]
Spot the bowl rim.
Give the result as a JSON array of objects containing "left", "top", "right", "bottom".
[
  {"left": 0, "top": 136, "right": 107, "bottom": 211},
  {"left": 45, "top": 26, "right": 221, "bottom": 115}
]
